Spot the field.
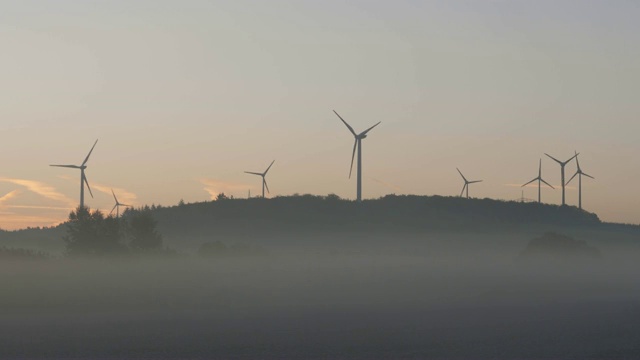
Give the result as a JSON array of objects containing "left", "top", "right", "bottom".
[{"left": 1, "top": 235, "right": 639, "bottom": 359}]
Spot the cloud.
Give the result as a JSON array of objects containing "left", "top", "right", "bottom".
[
  {"left": 5, "top": 205, "right": 73, "bottom": 211},
  {"left": 0, "top": 214, "right": 65, "bottom": 230},
  {"left": 370, "top": 177, "right": 404, "bottom": 192},
  {"left": 0, "top": 178, "right": 75, "bottom": 206},
  {"left": 90, "top": 183, "right": 138, "bottom": 206},
  {"left": 56, "top": 175, "right": 138, "bottom": 207},
  {"left": 199, "top": 179, "right": 250, "bottom": 200},
  {"left": 0, "top": 190, "right": 21, "bottom": 205}
]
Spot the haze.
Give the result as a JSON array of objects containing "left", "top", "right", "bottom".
[{"left": 2, "top": 0, "right": 640, "bottom": 230}]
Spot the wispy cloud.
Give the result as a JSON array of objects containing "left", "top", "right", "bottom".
[
  {"left": 90, "top": 183, "right": 138, "bottom": 206},
  {"left": 199, "top": 178, "right": 250, "bottom": 200},
  {"left": 0, "top": 178, "right": 75, "bottom": 206},
  {"left": 56, "top": 175, "right": 138, "bottom": 206},
  {"left": 5, "top": 205, "right": 73, "bottom": 211},
  {"left": 0, "top": 190, "right": 21, "bottom": 205},
  {"left": 0, "top": 214, "right": 66, "bottom": 230},
  {"left": 370, "top": 177, "right": 404, "bottom": 192}
]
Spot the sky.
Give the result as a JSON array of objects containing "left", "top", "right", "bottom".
[{"left": 1, "top": 0, "right": 639, "bottom": 230}]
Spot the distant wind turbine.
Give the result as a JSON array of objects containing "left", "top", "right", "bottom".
[
  {"left": 456, "top": 168, "right": 482, "bottom": 199},
  {"left": 109, "top": 189, "right": 131, "bottom": 218},
  {"left": 245, "top": 160, "right": 275, "bottom": 198},
  {"left": 566, "top": 151, "right": 594, "bottom": 210},
  {"left": 50, "top": 139, "right": 98, "bottom": 209},
  {"left": 517, "top": 190, "right": 535, "bottom": 203},
  {"left": 333, "top": 110, "right": 381, "bottom": 202},
  {"left": 545, "top": 152, "right": 578, "bottom": 206},
  {"left": 522, "top": 159, "right": 555, "bottom": 203}
]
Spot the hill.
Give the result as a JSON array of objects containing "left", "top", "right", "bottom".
[{"left": 2, "top": 194, "right": 638, "bottom": 254}]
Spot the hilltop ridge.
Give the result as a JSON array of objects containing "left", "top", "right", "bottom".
[{"left": 3, "top": 194, "right": 636, "bottom": 254}]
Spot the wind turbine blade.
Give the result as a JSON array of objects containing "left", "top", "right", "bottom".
[
  {"left": 566, "top": 172, "right": 579, "bottom": 185},
  {"left": 574, "top": 151, "right": 581, "bottom": 171},
  {"left": 582, "top": 172, "right": 595, "bottom": 179},
  {"left": 50, "top": 164, "right": 81, "bottom": 169},
  {"left": 359, "top": 121, "right": 381, "bottom": 136},
  {"left": 349, "top": 139, "right": 357, "bottom": 179},
  {"left": 82, "top": 139, "right": 99, "bottom": 166},
  {"left": 566, "top": 152, "right": 579, "bottom": 164},
  {"left": 83, "top": 173, "right": 94, "bottom": 198},
  {"left": 541, "top": 178, "right": 555, "bottom": 189},
  {"left": 264, "top": 160, "right": 275, "bottom": 175},
  {"left": 456, "top": 168, "right": 467, "bottom": 182},
  {"left": 263, "top": 178, "right": 270, "bottom": 194},
  {"left": 538, "top": 159, "right": 542, "bottom": 176},
  {"left": 545, "top": 153, "right": 562, "bottom": 164},
  {"left": 111, "top": 188, "right": 118, "bottom": 203},
  {"left": 109, "top": 204, "right": 117, "bottom": 216},
  {"left": 522, "top": 178, "right": 538, "bottom": 187},
  {"left": 245, "top": 171, "right": 262, "bottom": 176},
  {"left": 459, "top": 184, "right": 467, "bottom": 197},
  {"left": 470, "top": 180, "right": 483, "bottom": 184},
  {"left": 333, "top": 110, "right": 356, "bottom": 136}
]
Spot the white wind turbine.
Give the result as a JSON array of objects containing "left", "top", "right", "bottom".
[
  {"left": 50, "top": 139, "right": 98, "bottom": 209},
  {"left": 457, "top": 168, "right": 482, "bottom": 199},
  {"left": 245, "top": 160, "right": 275, "bottom": 198},
  {"left": 109, "top": 189, "right": 131, "bottom": 218},
  {"left": 545, "top": 152, "right": 579, "bottom": 206},
  {"left": 522, "top": 159, "right": 555, "bottom": 203},
  {"left": 333, "top": 110, "right": 381, "bottom": 202},
  {"left": 566, "top": 151, "right": 594, "bottom": 210}
]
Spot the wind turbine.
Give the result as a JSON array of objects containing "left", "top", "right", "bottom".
[
  {"left": 456, "top": 168, "right": 482, "bottom": 199},
  {"left": 545, "top": 152, "right": 578, "bottom": 206},
  {"left": 333, "top": 110, "right": 381, "bottom": 202},
  {"left": 522, "top": 159, "right": 555, "bottom": 203},
  {"left": 109, "top": 189, "right": 131, "bottom": 218},
  {"left": 50, "top": 139, "right": 98, "bottom": 209},
  {"left": 566, "top": 151, "right": 594, "bottom": 210},
  {"left": 245, "top": 160, "right": 275, "bottom": 198}
]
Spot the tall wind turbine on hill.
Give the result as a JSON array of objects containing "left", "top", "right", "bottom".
[
  {"left": 333, "top": 110, "right": 381, "bottom": 202},
  {"left": 566, "top": 151, "right": 594, "bottom": 210},
  {"left": 245, "top": 160, "right": 275, "bottom": 198},
  {"left": 522, "top": 159, "right": 555, "bottom": 203},
  {"left": 456, "top": 168, "right": 482, "bottom": 199},
  {"left": 545, "top": 152, "right": 578, "bottom": 206},
  {"left": 110, "top": 189, "right": 131, "bottom": 218},
  {"left": 50, "top": 139, "right": 98, "bottom": 209}
]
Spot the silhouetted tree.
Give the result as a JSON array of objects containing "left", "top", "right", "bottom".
[
  {"left": 128, "top": 209, "right": 163, "bottom": 251},
  {"left": 216, "top": 193, "right": 229, "bottom": 201},
  {"left": 63, "top": 206, "right": 125, "bottom": 256}
]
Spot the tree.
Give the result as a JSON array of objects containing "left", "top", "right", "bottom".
[
  {"left": 64, "top": 206, "right": 125, "bottom": 256},
  {"left": 128, "top": 209, "right": 163, "bottom": 251}
]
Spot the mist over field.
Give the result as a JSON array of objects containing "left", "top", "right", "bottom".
[{"left": 2, "top": 228, "right": 640, "bottom": 359}]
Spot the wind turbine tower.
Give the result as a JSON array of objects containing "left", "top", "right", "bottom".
[
  {"left": 245, "top": 160, "right": 275, "bottom": 198},
  {"left": 522, "top": 159, "right": 555, "bottom": 203},
  {"left": 566, "top": 151, "right": 594, "bottom": 210},
  {"left": 50, "top": 139, "right": 98, "bottom": 209},
  {"left": 333, "top": 110, "right": 381, "bottom": 202},
  {"left": 545, "top": 152, "right": 578, "bottom": 206},
  {"left": 456, "top": 168, "right": 482, "bottom": 199}
]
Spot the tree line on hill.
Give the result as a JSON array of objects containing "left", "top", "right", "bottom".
[
  {"left": 0, "top": 193, "right": 631, "bottom": 257},
  {"left": 148, "top": 193, "right": 602, "bottom": 242},
  {"left": 63, "top": 205, "right": 166, "bottom": 257}
]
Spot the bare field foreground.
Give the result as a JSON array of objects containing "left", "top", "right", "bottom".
[{"left": 1, "top": 238, "right": 640, "bottom": 360}]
